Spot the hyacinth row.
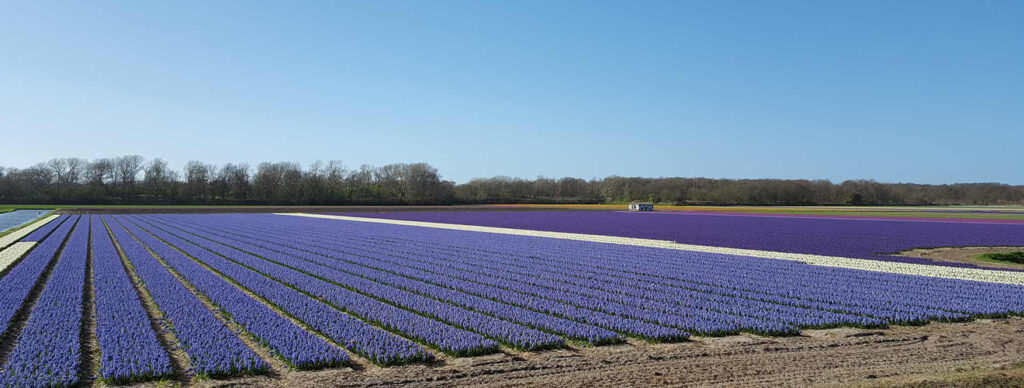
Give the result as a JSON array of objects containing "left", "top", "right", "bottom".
[
  {"left": 20, "top": 214, "right": 70, "bottom": 242},
  {"left": 154, "top": 215, "right": 817, "bottom": 336},
  {"left": 132, "top": 216, "right": 575, "bottom": 349},
  {"left": 335, "top": 210, "right": 1024, "bottom": 270},
  {"left": 2, "top": 211, "right": 1021, "bottom": 387},
  {"left": 145, "top": 216, "right": 797, "bottom": 336},
  {"left": 148, "top": 216, "right": 734, "bottom": 337},
  {"left": 171, "top": 216, "right": 809, "bottom": 335},
  {"left": 146, "top": 215, "right": 623, "bottom": 344},
  {"left": 112, "top": 216, "right": 432, "bottom": 366},
  {"left": 317, "top": 219, "right": 1024, "bottom": 318},
  {"left": 0, "top": 216, "right": 87, "bottom": 387},
  {"left": 143, "top": 215, "right": 673, "bottom": 342},
  {"left": 333, "top": 235, "right": 932, "bottom": 325},
  {"left": 116, "top": 215, "right": 499, "bottom": 357},
  {"left": 292, "top": 213, "right": 1024, "bottom": 285},
  {"left": 0, "top": 215, "right": 74, "bottom": 339},
  {"left": 113, "top": 217, "right": 351, "bottom": 370},
  {"left": 437, "top": 234, "right": 1024, "bottom": 316},
  {"left": 0, "top": 243, "right": 36, "bottom": 275},
  {"left": 287, "top": 216, "right": 1024, "bottom": 312},
  {"left": 91, "top": 216, "right": 174, "bottom": 383},
  {"left": 127, "top": 217, "right": 564, "bottom": 349},
  {"left": 1, "top": 212, "right": 427, "bottom": 388},
  {"left": 153, "top": 214, "right": 1024, "bottom": 335},
  {"left": 105, "top": 217, "right": 269, "bottom": 378}
]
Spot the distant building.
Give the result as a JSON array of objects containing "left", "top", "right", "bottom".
[{"left": 629, "top": 202, "right": 654, "bottom": 211}]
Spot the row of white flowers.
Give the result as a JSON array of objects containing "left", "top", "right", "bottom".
[
  {"left": 0, "top": 214, "right": 59, "bottom": 251},
  {"left": 283, "top": 213, "right": 1024, "bottom": 286},
  {"left": 0, "top": 242, "right": 37, "bottom": 274}
]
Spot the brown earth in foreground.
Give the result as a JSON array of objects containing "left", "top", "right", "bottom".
[
  {"left": 897, "top": 246, "right": 1024, "bottom": 270},
  {"left": 120, "top": 317, "right": 1024, "bottom": 388}
]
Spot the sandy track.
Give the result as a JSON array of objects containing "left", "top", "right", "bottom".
[{"left": 162, "top": 318, "right": 1024, "bottom": 388}]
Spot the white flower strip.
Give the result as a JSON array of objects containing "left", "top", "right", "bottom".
[
  {"left": 0, "top": 242, "right": 37, "bottom": 274},
  {"left": 0, "top": 214, "right": 59, "bottom": 251},
  {"left": 279, "top": 213, "right": 1024, "bottom": 286}
]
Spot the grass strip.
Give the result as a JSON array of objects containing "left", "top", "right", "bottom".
[{"left": 977, "top": 252, "right": 1024, "bottom": 266}]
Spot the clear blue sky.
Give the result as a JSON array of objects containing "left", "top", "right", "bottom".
[{"left": 2, "top": 1, "right": 1022, "bottom": 184}]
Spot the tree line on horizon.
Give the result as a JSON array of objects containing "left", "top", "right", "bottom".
[{"left": 1, "top": 156, "right": 1021, "bottom": 206}]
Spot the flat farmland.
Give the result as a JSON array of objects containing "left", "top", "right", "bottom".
[
  {"left": 0, "top": 211, "right": 1022, "bottom": 387},
  {"left": 340, "top": 211, "right": 1024, "bottom": 269}
]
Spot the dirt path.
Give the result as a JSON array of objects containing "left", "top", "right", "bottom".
[
  {"left": 898, "top": 247, "right": 1024, "bottom": 270},
  {"left": 117, "top": 317, "right": 1024, "bottom": 388}
]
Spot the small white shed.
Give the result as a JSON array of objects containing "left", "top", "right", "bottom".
[{"left": 628, "top": 202, "right": 654, "bottom": 211}]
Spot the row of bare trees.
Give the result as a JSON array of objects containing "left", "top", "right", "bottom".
[
  {"left": 454, "top": 176, "right": 1024, "bottom": 205},
  {"left": 455, "top": 176, "right": 1024, "bottom": 205},
  {"left": 1, "top": 156, "right": 1022, "bottom": 205},
  {"left": 0, "top": 156, "right": 453, "bottom": 205}
]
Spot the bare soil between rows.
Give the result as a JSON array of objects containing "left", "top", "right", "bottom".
[
  {"left": 117, "top": 317, "right": 1024, "bottom": 388},
  {"left": 897, "top": 246, "right": 1024, "bottom": 270}
]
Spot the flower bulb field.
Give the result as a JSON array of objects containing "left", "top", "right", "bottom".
[
  {"left": 339, "top": 210, "right": 1024, "bottom": 268},
  {"left": 0, "top": 211, "right": 1022, "bottom": 387}
]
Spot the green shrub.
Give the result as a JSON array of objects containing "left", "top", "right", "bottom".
[{"left": 980, "top": 251, "right": 1024, "bottom": 265}]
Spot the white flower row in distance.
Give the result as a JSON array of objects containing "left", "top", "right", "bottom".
[
  {"left": 0, "top": 214, "right": 59, "bottom": 251},
  {"left": 0, "top": 242, "right": 37, "bottom": 274},
  {"left": 279, "top": 213, "right": 1024, "bottom": 286}
]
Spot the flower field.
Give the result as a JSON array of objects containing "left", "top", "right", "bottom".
[
  {"left": 339, "top": 211, "right": 1024, "bottom": 269},
  {"left": 0, "top": 212, "right": 1022, "bottom": 386},
  {"left": 0, "top": 210, "right": 50, "bottom": 236}
]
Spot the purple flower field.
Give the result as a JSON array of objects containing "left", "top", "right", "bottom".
[
  {"left": 0, "top": 213, "right": 1022, "bottom": 386},
  {"left": 339, "top": 211, "right": 1024, "bottom": 269}
]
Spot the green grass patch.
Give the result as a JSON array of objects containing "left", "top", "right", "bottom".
[{"left": 976, "top": 251, "right": 1024, "bottom": 265}]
